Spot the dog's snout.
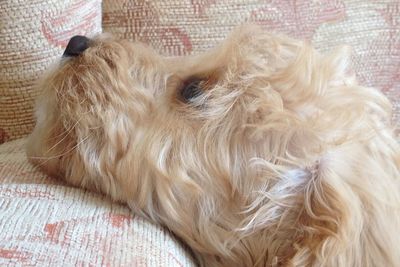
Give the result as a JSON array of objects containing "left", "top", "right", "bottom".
[{"left": 63, "top": 35, "right": 90, "bottom": 57}]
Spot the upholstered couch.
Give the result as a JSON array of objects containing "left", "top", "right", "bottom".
[{"left": 1, "top": 1, "right": 398, "bottom": 265}]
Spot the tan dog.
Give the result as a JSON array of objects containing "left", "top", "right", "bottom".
[{"left": 27, "top": 25, "right": 400, "bottom": 266}]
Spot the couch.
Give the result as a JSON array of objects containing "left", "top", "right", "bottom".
[{"left": 1, "top": 0, "right": 398, "bottom": 266}]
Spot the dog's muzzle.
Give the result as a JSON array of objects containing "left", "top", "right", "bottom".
[{"left": 63, "top": 35, "right": 90, "bottom": 57}]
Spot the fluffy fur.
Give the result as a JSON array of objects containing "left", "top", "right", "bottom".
[{"left": 27, "top": 25, "right": 400, "bottom": 266}]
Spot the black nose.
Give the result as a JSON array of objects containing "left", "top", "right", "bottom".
[{"left": 63, "top": 35, "right": 90, "bottom": 57}]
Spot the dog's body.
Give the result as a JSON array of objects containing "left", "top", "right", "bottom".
[{"left": 27, "top": 26, "right": 400, "bottom": 266}]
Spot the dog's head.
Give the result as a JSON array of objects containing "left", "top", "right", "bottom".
[
  {"left": 26, "top": 25, "right": 361, "bottom": 202},
  {"left": 27, "top": 25, "right": 400, "bottom": 266}
]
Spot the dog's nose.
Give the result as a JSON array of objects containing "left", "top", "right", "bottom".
[{"left": 63, "top": 35, "right": 90, "bottom": 57}]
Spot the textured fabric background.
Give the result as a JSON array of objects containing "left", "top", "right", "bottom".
[
  {"left": 0, "top": 139, "right": 196, "bottom": 266},
  {"left": 0, "top": 0, "right": 102, "bottom": 144},
  {"left": 103, "top": 0, "right": 400, "bottom": 129}
]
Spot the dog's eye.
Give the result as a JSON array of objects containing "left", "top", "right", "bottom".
[{"left": 180, "top": 78, "right": 203, "bottom": 102}]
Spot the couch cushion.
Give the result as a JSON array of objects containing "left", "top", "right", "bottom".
[
  {"left": 0, "top": 138, "right": 196, "bottom": 266},
  {"left": 0, "top": 139, "right": 56, "bottom": 185}
]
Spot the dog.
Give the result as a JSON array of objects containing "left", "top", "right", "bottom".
[{"left": 27, "top": 25, "right": 400, "bottom": 266}]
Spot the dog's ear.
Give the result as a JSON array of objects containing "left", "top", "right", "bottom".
[
  {"left": 236, "top": 158, "right": 355, "bottom": 265},
  {"left": 238, "top": 142, "right": 400, "bottom": 265},
  {"left": 288, "top": 144, "right": 400, "bottom": 266},
  {"left": 287, "top": 162, "right": 355, "bottom": 266}
]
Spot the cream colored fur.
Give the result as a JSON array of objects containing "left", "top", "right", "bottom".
[{"left": 27, "top": 25, "right": 400, "bottom": 266}]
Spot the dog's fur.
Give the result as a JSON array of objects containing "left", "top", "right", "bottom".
[{"left": 27, "top": 25, "right": 400, "bottom": 266}]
